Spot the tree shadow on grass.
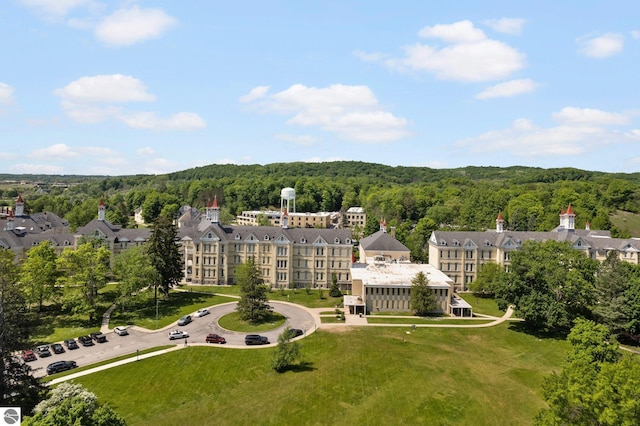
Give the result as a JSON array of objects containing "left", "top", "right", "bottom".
[
  {"left": 507, "top": 321, "right": 569, "bottom": 342},
  {"left": 277, "top": 361, "right": 316, "bottom": 373}
]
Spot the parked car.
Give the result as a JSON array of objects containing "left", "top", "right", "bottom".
[
  {"left": 168, "top": 330, "right": 189, "bottom": 340},
  {"left": 177, "top": 315, "right": 192, "bottom": 326},
  {"left": 287, "top": 328, "right": 304, "bottom": 339},
  {"left": 22, "top": 350, "right": 37, "bottom": 362},
  {"left": 205, "top": 333, "right": 226, "bottom": 344},
  {"left": 63, "top": 339, "right": 79, "bottom": 350},
  {"left": 46, "top": 360, "right": 77, "bottom": 375},
  {"left": 194, "top": 308, "right": 210, "bottom": 318},
  {"left": 35, "top": 345, "right": 52, "bottom": 357},
  {"left": 78, "top": 335, "right": 94, "bottom": 347},
  {"left": 245, "top": 334, "right": 269, "bottom": 345},
  {"left": 90, "top": 332, "right": 107, "bottom": 343},
  {"left": 51, "top": 343, "right": 65, "bottom": 354},
  {"left": 113, "top": 326, "right": 129, "bottom": 336}
]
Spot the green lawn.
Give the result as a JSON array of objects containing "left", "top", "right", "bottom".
[
  {"left": 365, "top": 317, "right": 494, "bottom": 325},
  {"left": 183, "top": 284, "right": 343, "bottom": 308},
  {"left": 459, "top": 294, "right": 505, "bottom": 317},
  {"left": 74, "top": 324, "right": 568, "bottom": 426},
  {"left": 217, "top": 311, "right": 286, "bottom": 332}
]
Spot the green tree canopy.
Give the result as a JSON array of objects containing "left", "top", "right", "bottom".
[
  {"left": 20, "top": 241, "right": 59, "bottom": 312},
  {"left": 0, "top": 248, "right": 46, "bottom": 413},
  {"left": 56, "top": 242, "right": 111, "bottom": 323},
  {"left": 272, "top": 326, "right": 301, "bottom": 372},
  {"left": 147, "top": 214, "right": 183, "bottom": 303},
  {"left": 410, "top": 272, "right": 437, "bottom": 316},
  {"left": 494, "top": 240, "right": 598, "bottom": 332},
  {"left": 113, "top": 245, "right": 159, "bottom": 311},
  {"left": 235, "top": 258, "right": 273, "bottom": 324}
]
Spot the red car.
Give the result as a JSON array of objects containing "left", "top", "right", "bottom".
[
  {"left": 206, "top": 334, "right": 226, "bottom": 344},
  {"left": 22, "top": 350, "right": 37, "bottom": 362}
]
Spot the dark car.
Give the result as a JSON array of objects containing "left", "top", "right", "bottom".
[
  {"left": 46, "top": 360, "right": 77, "bottom": 375},
  {"left": 205, "top": 333, "right": 226, "bottom": 344},
  {"left": 63, "top": 339, "right": 79, "bottom": 350},
  {"left": 35, "top": 345, "right": 52, "bottom": 357},
  {"left": 78, "top": 335, "right": 94, "bottom": 347},
  {"left": 90, "top": 332, "right": 107, "bottom": 343},
  {"left": 245, "top": 334, "right": 269, "bottom": 345},
  {"left": 177, "top": 315, "right": 192, "bottom": 326},
  {"left": 287, "top": 328, "right": 304, "bottom": 339},
  {"left": 51, "top": 343, "right": 65, "bottom": 354},
  {"left": 22, "top": 350, "right": 37, "bottom": 362}
]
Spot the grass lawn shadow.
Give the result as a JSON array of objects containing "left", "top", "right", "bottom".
[
  {"left": 278, "top": 361, "right": 316, "bottom": 373},
  {"left": 507, "top": 321, "right": 569, "bottom": 341}
]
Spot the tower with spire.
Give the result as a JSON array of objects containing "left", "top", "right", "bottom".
[
  {"left": 496, "top": 212, "right": 504, "bottom": 233},
  {"left": 98, "top": 198, "right": 106, "bottom": 221},
  {"left": 15, "top": 195, "right": 24, "bottom": 217},
  {"left": 205, "top": 196, "right": 220, "bottom": 224}
]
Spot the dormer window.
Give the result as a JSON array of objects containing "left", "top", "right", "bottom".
[
  {"left": 301, "top": 237, "right": 307, "bottom": 244},
  {"left": 453, "top": 240, "right": 460, "bottom": 246},
  {"left": 485, "top": 241, "right": 491, "bottom": 247},
  {"left": 207, "top": 232, "right": 213, "bottom": 239},
  {"left": 440, "top": 240, "right": 447, "bottom": 246},
  {"left": 334, "top": 237, "right": 340, "bottom": 244},
  {"left": 64, "top": 240, "right": 70, "bottom": 246},
  {"left": 345, "top": 238, "right": 351, "bottom": 244},
  {"left": 264, "top": 235, "right": 270, "bottom": 241},
  {"left": 235, "top": 234, "right": 241, "bottom": 240}
]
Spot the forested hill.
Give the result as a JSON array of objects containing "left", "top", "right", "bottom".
[
  {"left": 166, "top": 162, "right": 640, "bottom": 185},
  {"left": 2, "top": 161, "right": 640, "bottom": 261}
]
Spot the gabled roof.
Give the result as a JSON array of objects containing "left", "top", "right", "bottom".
[{"left": 360, "top": 230, "right": 409, "bottom": 252}]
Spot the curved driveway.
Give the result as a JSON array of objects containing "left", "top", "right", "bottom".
[{"left": 30, "top": 301, "right": 316, "bottom": 379}]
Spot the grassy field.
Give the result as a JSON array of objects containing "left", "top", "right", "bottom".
[
  {"left": 611, "top": 210, "right": 640, "bottom": 237},
  {"left": 183, "top": 284, "right": 344, "bottom": 308},
  {"left": 365, "top": 317, "right": 494, "bottom": 325},
  {"left": 72, "top": 323, "right": 568, "bottom": 426},
  {"left": 217, "top": 311, "right": 286, "bottom": 332}
]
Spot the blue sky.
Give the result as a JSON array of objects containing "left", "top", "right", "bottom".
[{"left": 1, "top": 1, "right": 639, "bottom": 176}]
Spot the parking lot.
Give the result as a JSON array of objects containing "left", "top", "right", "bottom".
[{"left": 26, "top": 301, "right": 316, "bottom": 378}]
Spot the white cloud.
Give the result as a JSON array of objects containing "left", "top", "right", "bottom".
[
  {"left": 137, "top": 147, "right": 157, "bottom": 156},
  {"left": 95, "top": 6, "right": 177, "bottom": 46},
  {"left": 577, "top": 33, "right": 624, "bottom": 58},
  {"left": 244, "top": 83, "right": 409, "bottom": 143},
  {"left": 0, "top": 83, "right": 15, "bottom": 104},
  {"left": 239, "top": 86, "right": 270, "bottom": 103},
  {"left": 383, "top": 20, "right": 525, "bottom": 82},
  {"left": 30, "top": 143, "right": 123, "bottom": 161},
  {"left": 552, "top": 107, "right": 630, "bottom": 126},
  {"left": 20, "top": 0, "right": 94, "bottom": 19},
  {"left": 10, "top": 163, "right": 64, "bottom": 174},
  {"left": 276, "top": 134, "right": 318, "bottom": 146},
  {"left": 353, "top": 50, "right": 388, "bottom": 62},
  {"left": 482, "top": 18, "right": 526, "bottom": 35},
  {"left": 632, "top": 30, "right": 640, "bottom": 40},
  {"left": 0, "top": 152, "right": 17, "bottom": 160},
  {"left": 54, "top": 74, "right": 156, "bottom": 103},
  {"left": 455, "top": 108, "right": 640, "bottom": 158},
  {"left": 54, "top": 75, "right": 204, "bottom": 130},
  {"left": 475, "top": 79, "right": 538, "bottom": 99},
  {"left": 119, "top": 111, "right": 206, "bottom": 130}
]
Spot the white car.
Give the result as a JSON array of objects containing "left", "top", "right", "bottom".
[
  {"left": 194, "top": 308, "right": 210, "bottom": 318},
  {"left": 114, "top": 326, "right": 129, "bottom": 336},
  {"left": 168, "top": 330, "right": 189, "bottom": 340}
]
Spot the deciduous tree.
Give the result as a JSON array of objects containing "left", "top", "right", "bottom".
[
  {"left": 56, "top": 242, "right": 111, "bottom": 323},
  {"left": 20, "top": 241, "right": 59, "bottom": 312}
]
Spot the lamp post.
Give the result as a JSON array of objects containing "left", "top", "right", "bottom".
[{"left": 155, "top": 299, "right": 159, "bottom": 330}]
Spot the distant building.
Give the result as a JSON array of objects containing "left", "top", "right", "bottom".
[
  {"left": 345, "top": 207, "right": 366, "bottom": 229},
  {"left": 428, "top": 205, "right": 639, "bottom": 292}
]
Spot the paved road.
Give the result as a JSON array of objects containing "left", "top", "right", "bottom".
[{"left": 27, "top": 301, "right": 316, "bottom": 379}]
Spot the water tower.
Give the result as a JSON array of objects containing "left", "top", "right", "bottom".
[{"left": 280, "top": 187, "right": 296, "bottom": 213}]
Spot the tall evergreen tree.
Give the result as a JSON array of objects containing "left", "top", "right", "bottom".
[
  {"left": 0, "top": 248, "right": 47, "bottom": 413},
  {"left": 235, "top": 258, "right": 273, "bottom": 324},
  {"left": 147, "top": 214, "right": 183, "bottom": 304},
  {"left": 410, "top": 272, "right": 437, "bottom": 316}
]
